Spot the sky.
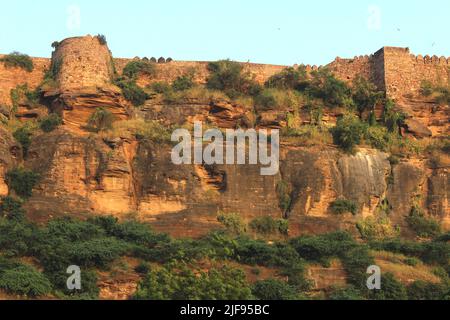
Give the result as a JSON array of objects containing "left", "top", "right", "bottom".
[{"left": 0, "top": 0, "right": 449, "bottom": 66}]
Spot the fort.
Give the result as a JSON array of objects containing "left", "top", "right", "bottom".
[{"left": 1, "top": 35, "right": 449, "bottom": 107}]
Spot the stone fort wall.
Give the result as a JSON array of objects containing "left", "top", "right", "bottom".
[{"left": 1, "top": 39, "right": 449, "bottom": 106}]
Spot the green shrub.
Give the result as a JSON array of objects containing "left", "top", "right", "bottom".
[
  {"left": 0, "top": 52, "right": 34, "bottom": 72},
  {"left": 407, "top": 281, "right": 449, "bottom": 300},
  {"left": 0, "top": 264, "right": 51, "bottom": 297},
  {"left": 217, "top": 212, "right": 247, "bottom": 235},
  {"left": 135, "top": 262, "right": 151, "bottom": 275},
  {"left": 249, "top": 216, "right": 289, "bottom": 236},
  {"left": 97, "top": 34, "right": 107, "bottom": 45},
  {"left": 357, "top": 216, "right": 399, "bottom": 241},
  {"left": 133, "top": 265, "right": 253, "bottom": 300},
  {"left": 172, "top": 74, "right": 195, "bottom": 92},
  {"left": 0, "top": 197, "right": 25, "bottom": 221},
  {"left": 420, "top": 81, "right": 434, "bottom": 97},
  {"left": 404, "top": 257, "right": 420, "bottom": 267},
  {"left": 367, "top": 273, "right": 408, "bottom": 300},
  {"left": 13, "top": 127, "right": 32, "bottom": 156},
  {"left": 115, "top": 79, "right": 149, "bottom": 106},
  {"left": 148, "top": 81, "right": 172, "bottom": 94},
  {"left": 51, "top": 269, "right": 99, "bottom": 300},
  {"left": 265, "top": 66, "right": 308, "bottom": 91},
  {"left": 276, "top": 180, "right": 292, "bottom": 215},
  {"left": 341, "top": 245, "right": 375, "bottom": 291},
  {"left": 328, "top": 286, "right": 365, "bottom": 300},
  {"left": 40, "top": 113, "right": 62, "bottom": 132},
  {"left": 406, "top": 206, "right": 441, "bottom": 238},
  {"left": 352, "top": 76, "right": 384, "bottom": 115},
  {"left": 86, "top": 108, "right": 115, "bottom": 132},
  {"left": 10, "top": 84, "right": 40, "bottom": 110},
  {"left": 330, "top": 114, "right": 366, "bottom": 153},
  {"left": 330, "top": 199, "right": 358, "bottom": 215},
  {"left": 252, "top": 279, "right": 299, "bottom": 300},
  {"left": 122, "top": 60, "right": 156, "bottom": 79},
  {"left": 6, "top": 168, "right": 40, "bottom": 199},
  {"left": 307, "top": 68, "right": 353, "bottom": 108},
  {"left": 206, "top": 60, "right": 257, "bottom": 98},
  {"left": 0, "top": 218, "right": 37, "bottom": 256}
]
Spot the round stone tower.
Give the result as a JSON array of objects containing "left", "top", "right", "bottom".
[{"left": 52, "top": 35, "right": 115, "bottom": 91}]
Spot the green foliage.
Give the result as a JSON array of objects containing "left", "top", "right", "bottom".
[
  {"left": 207, "top": 60, "right": 258, "bottom": 98},
  {"left": 276, "top": 180, "right": 292, "bottom": 216},
  {"left": 148, "top": 81, "right": 172, "bottom": 94},
  {"left": 0, "top": 52, "right": 34, "bottom": 72},
  {"left": 13, "top": 126, "right": 32, "bottom": 156},
  {"left": 5, "top": 168, "right": 40, "bottom": 199},
  {"left": 115, "top": 79, "right": 150, "bottom": 106},
  {"left": 10, "top": 84, "right": 40, "bottom": 111},
  {"left": 265, "top": 66, "right": 309, "bottom": 91},
  {"left": 249, "top": 216, "right": 289, "bottom": 236},
  {"left": 307, "top": 68, "right": 353, "bottom": 108},
  {"left": 122, "top": 60, "right": 156, "bottom": 79},
  {"left": 217, "top": 212, "right": 247, "bottom": 235},
  {"left": 382, "top": 100, "right": 405, "bottom": 133},
  {"left": 357, "top": 216, "right": 400, "bottom": 241},
  {"left": 252, "top": 279, "right": 299, "bottom": 300},
  {"left": 328, "top": 286, "right": 365, "bottom": 300},
  {"left": 97, "top": 34, "right": 107, "bottom": 45},
  {"left": 135, "top": 262, "right": 151, "bottom": 275},
  {"left": 0, "top": 218, "right": 36, "bottom": 257},
  {"left": 86, "top": 108, "right": 115, "bottom": 132},
  {"left": 172, "top": 74, "right": 195, "bottom": 92},
  {"left": 40, "top": 113, "right": 62, "bottom": 132},
  {"left": 406, "top": 205, "right": 441, "bottom": 238},
  {"left": 330, "top": 199, "right": 358, "bottom": 215},
  {"left": 407, "top": 281, "right": 449, "bottom": 300},
  {"left": 369, "top": 239, "right": 449, "bottom": 266},
  {"left": 341, "top": 246, "right": 375, "bottom": 290},
  {"left": 0, "top": 263, "right": 51, "bottom": 297},
  {"left": 52, "top": 269, "right": 99, "bottom": 300},
  {"left": 0, "top": 197, "right": 25, "bottom": 221},
  {"left": 133, "top": 265, "right": 253, "bottom": 300},
  {"left": 330, "top": 114, "right": 366, "bottom": 153},
  {"left": 352, "top": 76, "right": 384, "bottom": 115},
  {"left": 368, "top": 273, "right": 408, "bottom": 300}
]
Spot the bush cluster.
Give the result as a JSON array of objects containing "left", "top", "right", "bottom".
[{"left": 1, "top": 52, "right": 34, "bottom": 72}]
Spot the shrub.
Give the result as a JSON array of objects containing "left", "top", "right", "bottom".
[
  {"left": 133, "top": 265, "right": 253, "bottom": 300},
  {"left": 172, "top": 74, "right": 195, "bottom": 92},
  {"left": 148, "top": 81, "right": 172, "bottom": 94},
  {"left": 0, "top": 196, "right": 25, "bottom": 221},
  {"left": 307, "top": 68, "right": 353, "bottom": 108},
  {"left": 115, "top": 79, "right": 149, "bottom": 106},
  {"left": 0, "top": 52, "right": 34, "bottom": 72},
  {"left": 328, "top": 286, "right": 365, "bottom": 300},
  {"left": 135, "top": 263, "right": 151, "bottom": 275},
  {"left": 254, "top": 89, "right": 300, "bottom": 112},
  {"left": 40, "top": 113, "right": 62, "bottom": 132},
  {"left": 122, "top": 60, "right": 156, "bottom": 79},
  {"left": 367, "top": 273, "right": 408, "bottom": 300},
  {"left": 357, "top": 216, "right": 400, "bottom": 241},
  {"left": 10, "top": 84, "right": 39, "bottom": 110},
  {"left": 108, "top": 119, "right": 172, "bottom": 144},
  {"left": 6, "top": 168, "right": 40, "bottom": 199},
  {"left": 0, "top": 218, "right": 37, "bottom": 256},
  {"left": 408, "top": 281, "right": 448, "bottom": 300},
  {"left": 330, "top": 199, "right": 358, "bottom": 215},
  {"left": 97, "top": 34, "right": 107, "bottom": 45},
  {"left": 265, "top": 66, "right": 308, "bottom": 90},
  {"left": 86, "top": 108, "right": 115, "bottom": 132},
  {"left": 0, "top": 264, "right": 52, "bottom": 297},
  {"left": 252, "top": 279, "right": 299, "bottom": 300},
  {"left": 51, "top": 269, "right": 99, "bottom": 300},
  {"left": 341, "top": 245, "right": 375, "bottom": 290},
  {"left": 276, "top": 180, "right": 292, "bottom": 215},
  {"left": 249, "top": 216, "right": 289, "bottom": 236},
  {"left": 13, "top": 127, "right": 32, "bottom": 156},
  {"left": 217, "top": 212, "right": 247, "bottom": 235},
  {"left": 206, "top": 60, "right": 257, "bottom": 98},
  {"left": 330, "top": 114, "right": 366, "bottom": 153},
  {"left": 406, "top": 206, "right": 441, "bottom": 238},
  {"left": 352, "top": 76, "right": 384, "bottom": 115}
]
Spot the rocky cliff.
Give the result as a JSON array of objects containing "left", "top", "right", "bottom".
[{"left": 0, "top": 36, "right": 448, "bottom": 239}]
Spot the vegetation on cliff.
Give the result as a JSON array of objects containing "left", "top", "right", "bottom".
[{"left": 0, "top": 52, "right": 34, "bottom": 72}]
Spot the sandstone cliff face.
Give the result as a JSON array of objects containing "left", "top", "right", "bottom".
[{"left": 0, "top": 127, "right": 21, "bottom": 197}]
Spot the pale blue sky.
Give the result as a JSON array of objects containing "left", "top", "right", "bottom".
[{"left": 0, "top": 0, "right": 448, "bottom": 66}]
